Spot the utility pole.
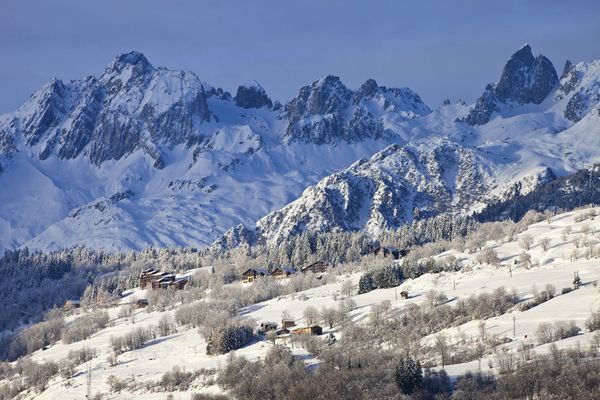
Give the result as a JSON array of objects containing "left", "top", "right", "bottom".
[
  {"left": 86, "top": 360, "right": 92, "bottom": 399},
  {"left": 513, "top": 316, "right": 516, "bottom": 337},
  {"left": 453, "top": 278, "right": 456, "bottom": 291}
]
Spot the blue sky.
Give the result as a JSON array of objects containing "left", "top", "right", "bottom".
[{"left": 1, "top": 0, "right": 599, "bottom": 113}]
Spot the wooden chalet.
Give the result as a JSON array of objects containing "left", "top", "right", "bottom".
[
  {"left": 152, "top": 274, "right": 176, "bottom": 289},
  {"left": 270, "top": 266, "right": 297, "bottom": 279},
  {"left": 281, "top": 319, "right": 296, "bottom": 329},
  {"left": 139, "top": 268, "right": 160, "bottom": 289},
  {"left": 241, "top": 268, "right": 267, "bottom": 283},
  {"left": 258, "top": 322, "right": 278, "bottom": 333},
  {"left": 171, "top": 277, "right": 189, "bottom": 290},
  {"left": 300, "top": 260, "right": 330, "bottom": 274},
  {"left": 293, "top": 325, "right": 323, "bottom": 336}
]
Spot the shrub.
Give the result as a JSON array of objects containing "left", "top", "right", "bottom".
[
  {"left": 159, "top": 366, "right": 196, "bottom": 391},
  {"left": 536, "top": 320, "right": 580, "bottom": 344},
  {"left": 157, "top": 315, "right": 176, "bottom": 337},
  {"left": 61, "top": 310, "right": 109, "bottom": 344},
  {"left": 586, "top": 310, "right": 600, "bottom": 332},
  {"left": 67, "top": 346, "right": 97, "bottom": 365}
]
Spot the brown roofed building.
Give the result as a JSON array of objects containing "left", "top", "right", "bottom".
[{"left": 300, "top": 260, "right": 329, "bottom": 274}]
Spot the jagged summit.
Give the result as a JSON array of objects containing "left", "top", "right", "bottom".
[
  {"left": 235, "top": 80, "right": 272, "bottom": 109},
  {"left": 284, "top": 75, "right": 429, "bottom": 144},
  {"left": 105, "top": 51, "right": 153, "bottom": 75},
  {"left": 465, "top": 45, "right": 558, "bottom": 125}
]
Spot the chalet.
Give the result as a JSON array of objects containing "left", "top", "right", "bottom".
[
  {"left": 258, "top": 322, "right": 278, "bottom": 333},
  {"left": 241, "top": 268, "right": 267, "bottom": 283},
  {"left": 133, "top": 299, "right": 149, "bottom": 309},
  {"left": 270, "top": 266, "right": 297, "bottom": 279},
  {"left": 139, "top": 268, "right": 160, "bottom": 288},
  {"left": 293, "top": 326, "right": 323, "bottom": 336},
  {"left": 300, "top": 260, "right": 330, "bottom": 274},
  {"left": 140, "top": 269, "right": 172, "bottom": 289},
  {"left": 400, "top": 291, "right": 409, "bottom": 299},
  {"left": 275, "top": 328, "right": 290, "bottom": 337},
  {"left": 152, "top": 274, "right": 176, "bottom": 289},
  {"left": 171, "top": 277, "right": 189, "bottom": 290},
  {"left": 282, "top": 319, "right": 296, "bottom": 329}
]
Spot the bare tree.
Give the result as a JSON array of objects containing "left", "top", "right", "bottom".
[
  {"left": 303, "top": 306, "right": 320, "bottom": 327},
  {"left": 519, "top": 234, "right": 534, "bottom": 250},
  {"left": 341, "top": 280, "right": 354, "bottom": 298},
  {"left": 320, "top": 307, "right": 338, "bottom": 329},
  {"left": 539, "top": 237, "right": 551, "bottom": 251},
  {"left": 434, "top": 333, "right": 449, "bottom": 368}
]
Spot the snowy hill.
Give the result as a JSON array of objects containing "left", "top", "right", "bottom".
[
  {"left": 8, "top": 206, "right": 600, "bottom": 399},
  {"left": 1, "top": 45, "right": 600, "bottom": 252}
]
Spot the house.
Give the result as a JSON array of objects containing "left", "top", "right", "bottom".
[
  {"left": 300, "top": 260, "right": 330, "bottom": 274},
  {"left": 400, "top": 291, "right": 409, "bottom": 299},
  {"left": 241, "top": 268, "right": 267, "bottom": 283},
  {"left": 282, "top": 319, "right": 296, "bottom": 329},
  {"left": 133, "top": 299, "right": 149, "bottom": 309},
  {"left": 275, "top": 328, "right": 290, "bottom": 336},
  {"left": 139, "top": 267, "right": 160, "bottom": 288},
  {"left": 171, "top": 277, "right": 189, "bottom": 290},
  {"left": 270, "top": 266, "right": 297, "bottom": 279},
  {"left": 258, "top": 322, "right": 278, "bottom": 333},
  {"left": 293, "top": 326, "right": 323, "bottom": 336},
  {"left": 140, "top": 270, "right": 172, "bottom": 289},
  {"left": 152, "top": 274, "right": 176, "bottom": 289}
]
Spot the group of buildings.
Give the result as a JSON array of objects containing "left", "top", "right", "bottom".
[
  {"left": 139, "top": 268, "right": 189, "bottom": 290},
  {"left": 241, "top": 260, "right": 330, "bottom": 283},
  {"left": 259, "top": 319, "right": 323, "bottom": 338}
]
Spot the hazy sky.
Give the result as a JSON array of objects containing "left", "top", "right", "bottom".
[{"left": 1, "top": 0, "right": 600, "bottom": 113}]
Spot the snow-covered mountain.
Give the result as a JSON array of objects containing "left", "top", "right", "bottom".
[
  {"left": 0, "top": 52, "right": 430, "bottom": 252},
  {"left": 1, "top": 45, "right": 600, "bottom": 252},
  {"left": 215, "top": 45, "right": 600, "bottom": 248}
]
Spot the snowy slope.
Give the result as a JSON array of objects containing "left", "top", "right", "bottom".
[{"left": 14, "top": 207, "right": 600, "bottom": 399}]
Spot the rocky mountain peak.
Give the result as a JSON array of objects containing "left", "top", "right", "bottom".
[
  {"left": 465, "top": 44, "right": 558, "bottom": 125},
  {"left": 234, "top": 81, "right": 273, "bottom": 109},
  {"left": 106, "top": 51, "right": 153, "bottom": 76},
  {"left": 358, "top": 79, "right": 379, "bottom": 98}
]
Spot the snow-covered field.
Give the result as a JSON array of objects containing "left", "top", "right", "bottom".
[{"left": 6, "top": 207, "right": 600, "bottom": 399}]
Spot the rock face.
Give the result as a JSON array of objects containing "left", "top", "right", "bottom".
[
  {"left": 556, "top": 59, "right": 600, "bottom": 122},
  {"left": 4, "top": 51, "right": 212, "bottom": 167},
  {"left": 465, "top": 45, "right": 558, "bottom": 125},
  {"left": 234, "top": 81, "right": 272, "bottom": 109},
  {"left": 284, "top": 76, "right": 430, "bottom": 144},
  {"left": 248, "top": 139, "right": 492, "bottom": 244}
]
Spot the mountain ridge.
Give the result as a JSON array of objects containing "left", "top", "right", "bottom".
[{"left": 1, "top": 45, "right": 600, "bottom": 253}]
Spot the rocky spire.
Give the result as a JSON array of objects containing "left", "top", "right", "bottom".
[{"left": 465, "top": 44, "right": 558, "bottom": 125}]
